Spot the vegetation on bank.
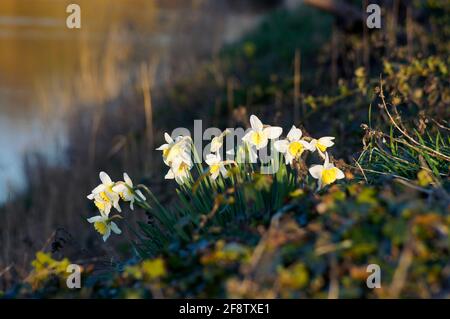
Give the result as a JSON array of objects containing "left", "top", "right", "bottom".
[{"left": 1, "top": 1, "right": 449, "bottom": 298}]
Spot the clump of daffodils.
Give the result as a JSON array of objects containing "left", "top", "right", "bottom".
[
  {"left": 153, "top": 114, "right": 344, "bottom": 189},
  {"left": 156, "top": 133, "right": 193, "bottom": 184},
  {"left": 87, "top": 114, "right": 345, "bottom": 241},
  {"left": 86, "top": 172, "right": 146, "bottom": 241}
]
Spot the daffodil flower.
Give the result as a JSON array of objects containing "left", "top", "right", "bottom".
[
  {"left": 164, "top": 158, "right": 192, "bottom": 185},
  {"left": 112, "top": 173, "right": 146, "bottom": 210},
  {"left": 87, "top": 214, "right": 122, "bottom": 242},
  {"left": 87, "top": 171, "right": 121, "bottom": 215},
  {"left": 156, "top": 133, "right": 192, "bottom": 167},
  {"left": 308, "top": 153, "right": 345, "bottom": 189},
  {"left": 210, "top": 129, "right": 230, "bottom": 153},
  {"left": 310, "top": 136, "right": 335, "bottom": 159},
  {"left": 205, "top": 153, "right": 229, "bottom": 180},
  {"left": 274, "top": 125, "right": 313, "bottom": 165},
  {"left": 242, "top": 115, "right": 282, "bottom": 150}
]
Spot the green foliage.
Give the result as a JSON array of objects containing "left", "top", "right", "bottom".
[{"left": 133, "top": 150, "right": 302, "bottom": 258}]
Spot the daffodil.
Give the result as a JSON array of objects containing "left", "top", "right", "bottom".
[
  {"left": 308, "top": 153, "right": 345, "bottom": 189},
  {"left": 310, "top": 136, "right": 335, "bottom": 159},
  {"left": 112, "top": 173, "right": 146, "bottom": 210},
  {"left": 164, "top": 158, "right": 192, "bottom": 185},
  {"left": 210, "top": 129, "right": 230, "bottom": 153},
  {"left": 205, "top": 153, "right": 229, "bottom": 180},
  {"left": 242, "top": 115, "right": 282, "bottom": 150},
  {"left": 87, "top": 171, "right": 121, "bottom": 215},
  {"left": 87, "top": 214, "right": 122, "bottom": 242},
  {"left": 156, "top": 133, "right": 192, "bottom": 167},
  {"left": 274, "top": 125, "right": 313, "bottom": 164}
]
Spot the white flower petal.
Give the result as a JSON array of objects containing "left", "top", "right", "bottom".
[
  {"left": 99, "top": 171, "right": 112, "bottom": 185},
  {"left": 165, "top": 169, "right": 175, "bottom": 180},
  {"left": 250, "top": 115, "right": 263, "bottom": 131},
  {"left": 288, "top": 154, "right": 296, "bottom": 165},
  {"left": 324, "top": 152, "right": 331, "bottom": 167},
  {"left": 91, "top": 184, "right": 105, "bottom": 194},
  {"left": 156, "top": 144, "right": 169, "bottom": 151},
  {"left": 113, "top": 201, "right": 122, "bottom": 213},
  {"left": 123, "top": 173, "right": 132, "bottom": 186},
  {"left": 164, "top": 132, "right": 173, "bottom": 144},
  {"left": 287, "top": 126, "right": 302, "bottom": 141},
  {"left": 87, "top": 216, "right": 103, "bottom": 223},
  {"left": 248, "top": 146, "right": 258, "bottom": 162},
  {"left": 274, "top": 139, "right": 289, "bottom": 153},
  {"left": 205, "top": 153, "right": 219, "bottom": 165},
  {"left": 110, "top": 222, "right": 122, "bottom": 235},
  {"left": 263, "top": 126, "right": 283, "bottom": 139},
  {"left": 255, "top": 135, "right": 269, "bottom": 149},
  {"left": 309, "top": 165, "right": 324, "bottom": 179},
  {"left": 319, "top": 137, "right": 335, "bottom": 147},
  {"left": 335, "top": 168, "right": 345, "bottom": 179},
  {"left": 219, "top": 166, "right": 228, "bottom": 178},
  {"left": 112, "top": 184, "right": 126, "bottom": 193},
  {"left": 300, "top": 140, "right": 313, "bottom": 151},
  {"left": 242, "top": 131, "right": 252, "bottom": 143},
  {"left": 102, "top": 228, "right": 111, "bottom": 242}
]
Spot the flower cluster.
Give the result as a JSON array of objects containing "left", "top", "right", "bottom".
[
  {"left": 86, "top": 172, "right": 145, "bottom": 241},
  {"left": 156, "top": 133, "right": 193, "bottom": 184},
  {"left": 87, "top": 115, "right": 345, "bottom": 241},
  {"left": 156, "top": 115, "right": 344, "bottom": 189}
]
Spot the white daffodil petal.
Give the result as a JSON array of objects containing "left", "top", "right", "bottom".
[
  {"left": 164, "top": 132, "right": 174, "bottom": 144},
  {"left": 335, "top": 168, "right": 345, "bottom": 179},
  {"left": 110, "top": 222, "right": 122, "bottom": 235},
  {"left": 324, "top": 152, "right": 331, "bottom": 167},
  {"left": 156, "top": 144, "right": 169, "bottom": 151},
  {"left": 91, "top": 184, "right": 105, "bottom": 194},
  {"left": 87, "top": 216, "right": 103, "bottom": 223},
  {"left": 242, "top": 131, "right": 252, "bottom": 143},
  {"left": 102, "top": 228, "right": 111, "bottom": 242},
  {"left": 319, "top": 137, "right": 335, "bottom": 147},
  {"left": 256, "top": 135, "right": 269, "bottom": 149},
  {"left": 274, "top": 139, "right": 289, "bottom": 153},
  {"left": 250, "top": 115, "right": 263, "bottom": 131},
  {"left": 99, "top": 172, "right": 112, "bottom": 185},
  {"left": 285, "top": 153, "right": 294, "bottom": 165},
  {"left": 287, "top": 126, "right": 302, "bottom": 141},
  {"left": 299, "top": 140, "right": 313, "bottom": 151},
  {"left": 263, "top": 126, "right": 283, "bottom": 139},
  {"left": 124, "top": 173, "right": 132, "bottom": 186},
  {"left": 220, "top": 167, "right": 228, "bottom": 178},
  {"left": 309, "top": 165, "right": 324, "bottom": 179},
  {"left": 113, "top": 201, "right": 122, "bottom": 213},
  {"left": 112, "top": 184, "right": 126, "bottom": 193},
  {"left": 165, "top": 169, "right": 175, "bottom": 180},
  {"left": 205, "top": 154, "right": 219, "bottom": 165},
  {"left": 248, "top": 146, "right": 258, "bottom": 162}
]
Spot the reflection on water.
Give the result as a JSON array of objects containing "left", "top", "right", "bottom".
[{"left": 0, "top": 0, "right": 173, "bottom": 201}]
